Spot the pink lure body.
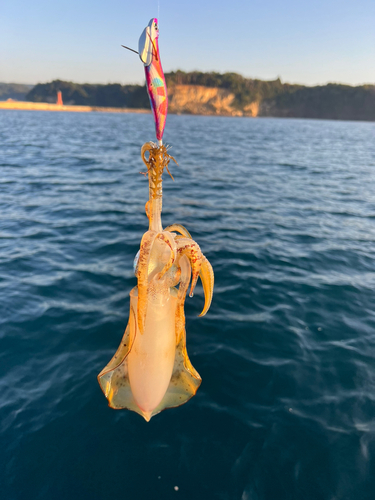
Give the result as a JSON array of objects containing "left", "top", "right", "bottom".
[{"left": 139, "top": 18, "right": 168, "bottom": 145}]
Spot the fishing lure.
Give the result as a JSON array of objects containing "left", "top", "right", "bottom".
[
  {"left": 98, "top": 20, "right": 214, "bottom": 421},
  {"left": 139, "top": 18, "right": 168, "bottom": 145},
  {"left": 122, "top": 18, "right": 167, "bottom": 145}
]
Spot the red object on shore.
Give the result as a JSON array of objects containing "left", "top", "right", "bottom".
[{"left": 56, "top": 91, "right": 63, "bottom": 106}]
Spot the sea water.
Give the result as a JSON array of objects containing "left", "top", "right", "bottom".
[{"left": 1, "top": 110, "right": 375, "bottom": 499}]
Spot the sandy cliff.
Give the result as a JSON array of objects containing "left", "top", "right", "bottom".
[{"left": 168, "top": 85, "right": 259, "bottom": 117}]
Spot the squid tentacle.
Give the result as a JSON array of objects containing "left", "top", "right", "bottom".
[
  {"left": 176, "top": 254, "right": 191, "bottom": 306},
  {"left": 145, "top": 201, "right": 151, "bottom": 220},
  {"left": 166, "top": 224, "right": 214, "bottom": 316},
  {"left": 198, "top": 256, "right": 214, "bottom": 317},
  {"left": 176, "top": 237, "right": 203, "bottom": 298},
  {"left": 164, "top": 223, "right": 192, "bottom": 239},
  {"left": 155, "top": 231, "right": 177, "bottom": 279},
  {"left": 175, "top": 255, "right": 191, "bottom": 344},
  {"left": 141, "top": 141, "right": 156, "bottom": 170},
  {"left": 137, "top": 230, "right": 157, "bottom": 334}
]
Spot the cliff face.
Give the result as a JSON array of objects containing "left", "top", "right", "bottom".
[{"left": 168, "top": 85, "right": 259, "bottom": 117}]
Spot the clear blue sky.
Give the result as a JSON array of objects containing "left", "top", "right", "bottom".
[{"left": 1, "top": 0, "right": 374, "bottom": 86}]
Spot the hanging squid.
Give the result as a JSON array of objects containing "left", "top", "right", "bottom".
[{"left": 98, "top": 19, "right": 214, "bottom": 421}]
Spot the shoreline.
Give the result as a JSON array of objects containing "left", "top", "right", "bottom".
[
  {"left": 1, "top": 100, "right": 373, "bottom": 123},
  {"left": 0, "top": 101, "right": 150, "bottom": 114}
]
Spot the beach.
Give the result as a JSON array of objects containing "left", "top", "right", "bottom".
[{"left": 0, "top": 100, "right": 150, "bottom": 114}]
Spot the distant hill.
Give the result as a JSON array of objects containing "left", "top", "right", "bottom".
[
  {"left": 26, "top": 80, "right": 149, "bottom": 108},
  {"left": 259, "top": 83, "right": 375, "bottom": 121},
  {"left": 23, "top": 73, "right": 375, "bottom": 121},
  {"left": 0, "top": 83, "right": 33, "bottom": 101}
]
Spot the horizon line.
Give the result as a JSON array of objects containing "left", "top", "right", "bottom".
[{"left": 1, "top": 72, "right": 374, "bottom": 89}]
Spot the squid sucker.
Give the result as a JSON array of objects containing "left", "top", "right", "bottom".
[{"left": 97, "top": 142, "right": 214, "bottom": 421}]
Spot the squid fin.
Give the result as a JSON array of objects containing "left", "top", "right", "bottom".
[{"left": 97, "top": 289, "right": 138, "bottom": 409}]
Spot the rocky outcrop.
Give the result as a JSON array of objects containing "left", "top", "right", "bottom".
[{"left": 168, "top": 84, "right": 259, "bottom": 117}]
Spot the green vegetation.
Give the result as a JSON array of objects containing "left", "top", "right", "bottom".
[
  {"left": 26, "top": 80, "right": 149, "bottom": 108},
  {"left": 0, "top": 83, "right": 33, "bottom": 101},
  {"left": 21, "top": 73, "right": 375, "bottom": 121},
  {"left": 262, "top": 83, "right": 375, "bottom": 121}
]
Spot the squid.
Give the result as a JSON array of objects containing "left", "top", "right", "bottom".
[
  {"left": 98, "top": 18, "right": 214, "bottom": 421},
  {"left": 97, "top": 143, "right": 214, "bottom": 421}
]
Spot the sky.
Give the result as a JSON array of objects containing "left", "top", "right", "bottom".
[{"left": 1, "top": 0, "right": 374, "bottom": 87}]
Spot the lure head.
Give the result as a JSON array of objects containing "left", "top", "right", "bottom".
[
  {"left": 138, "top": 18, "right": 160, "bottom": 66},
  {"left": 149, "top": 18, "right": 159, "bottom": 41}
]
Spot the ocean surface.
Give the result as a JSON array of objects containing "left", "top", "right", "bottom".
[{"left": 1, "top": 110, "right": 375, "bottom": 500}]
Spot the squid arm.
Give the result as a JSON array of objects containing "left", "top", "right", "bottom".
[
  {"left": 165, "top": 224, "right": 214, "bottom": 317},
  {"left": 156, "top": 231, "right": 177, "bottom": 279}
]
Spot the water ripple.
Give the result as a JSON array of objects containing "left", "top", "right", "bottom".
[{"left": 1, "top": 111, "right": 375, "bottom": 499}]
